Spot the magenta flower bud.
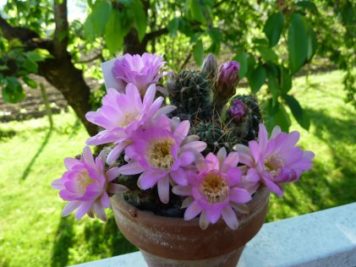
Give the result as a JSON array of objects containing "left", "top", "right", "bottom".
[
  {"left": 214, "top": 60, "right": 240, "bottom": 111},
  {"left": 228, "top": 99, "right": 247, "bottom": 122},
  {"left": 217, "top": 61, "right": 240, "bottom": 90}
]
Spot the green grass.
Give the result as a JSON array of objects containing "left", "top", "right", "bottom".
[{"left": 0, "top": 70, "right": 355, "bottom": 266}]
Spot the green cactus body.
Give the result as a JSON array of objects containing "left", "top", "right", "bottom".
[
  {"left": 227, "top": 95, "right": 262, "bottom": 145},
  {"left": 168, "top": 70, "right": 213, "bottom": 121},
  {"left": 191, "top": 120, "right": 239, "bottom": 153}
]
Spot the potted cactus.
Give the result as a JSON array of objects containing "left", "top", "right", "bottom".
[{"left": 52, "top": 53, "right": 314, "bottom": 267}]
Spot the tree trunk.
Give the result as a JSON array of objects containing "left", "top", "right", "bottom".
[
  {"left": 124, "top": 30, "right": 146, "bottom": 54},
  {"left": 38, "top": 54, "right": 98, "bottom": 136}
]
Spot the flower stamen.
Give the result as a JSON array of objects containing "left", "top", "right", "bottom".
[
  {"left": 148, "top": 138, "right": 175, "bottom": 169},
  {"left": 264, "top": 155, "right": 284, "bottom": 176},
  {"left": 201, "top": 172, "right": 229, "bottom": 203}
]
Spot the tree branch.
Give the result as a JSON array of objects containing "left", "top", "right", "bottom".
[
  {"left": 0, "top": 15, "right": 54, "bottom": 52},
  {"left": 0, "top": 15, "right": 38, "bottom": 41},
  {"left": 143, "top": 28, "right": 168, "bottom": 43},
  {"left": 53, "top": 0, "right": 69, "bottom": 58}
]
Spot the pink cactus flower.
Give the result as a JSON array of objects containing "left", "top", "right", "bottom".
[
  {"left": 118, "top": 118, "right": 207, "bottom": 204},
  {"left": 112, "top": 53, "right": 164, "bottom": 95},
  {"left": 173, "top": 148, "right": 252, "bottom": 230},
  {"left": 51, "top": 147, "right": 126, "bottom": 221},
  {"left": 85, "top": 83, "right": 174, "bottom": 165},
  {"left": 235, "top": 124, "right": 315, "bottom": 196}
]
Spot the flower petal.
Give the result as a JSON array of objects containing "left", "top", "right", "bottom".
[
  {"left": 137, "top": 171, "right": 165, "bottom": 190},
  {"left": 170, "top": 169, "right": 188, "bottom": 186},
  {"left": 222, "top": 206, "right": 239, "bottom": 230},
  {"left": 106, "top": 142, "right": 127, "bottom": 165},
  {"left": 118, "top": 162, "right": 145, "bottom": 175},
  {"left": 157, "top": 176, "right": 170, "bottom": 204},
  {"left": 184, "top": 201, "right": 202, "bottom": 220},
  {"left": 229, "top": 188, "right": 252, "bottom": 204},
  {"left": 62, "top": 201, "right": 80, "bottom": 216}
]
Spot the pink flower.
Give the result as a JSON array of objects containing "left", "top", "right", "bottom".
[
  {"left": 118, "top": 118, "right": 207, "bottom": 204},
  {"left": 51, "top": 147, "right": 126, "bottom": 221},
  {"left": 112, "top": 53, "right": 164, "bottom": 94},
  {"left": 85, "top": 83, "right": 174, "bottom": 164},
  {"left": 173, "top": 148, "right": 252, "bottom": 230},
  {"left": 236, "top": 124, "right": 315, "bottom": 196}
]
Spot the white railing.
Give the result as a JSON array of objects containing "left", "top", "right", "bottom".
[{"left": 73, "top": 203, "right": 356, "bottom": 267}]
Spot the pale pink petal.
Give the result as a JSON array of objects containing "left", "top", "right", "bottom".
[
  {"left": 157, "top": 176, "right": 170, "bottom": 204},
  {"left": 222, "top": 206, "right": 239, "bottom": 230},
  {"left": 106, "top": 167, "right": 121, "bottom": 181},
  {"left": 75, "top": 201, "right": 93, "bottom": 219},
  {"left": 217, "top": 147, "right": 227, "bottom": 166},
  {"left": 271, "top": 125, "right": 282, "bottom": 138},
  {"left": 263, "top": 177, "right": 284, "bottom": 196},
  {"left": 52, "top": 178, "right": 64, "bottom": 190},
  {"left": 137, "top": 171, "right": 165, "bottom": 190},
  {"left": 223, "top": 152, "right": 239, "bottom": 170},
  {"left": 118, "top": 162, "right": 145, "bottom": 175},
  {"left": 100, "top": 193, "right": 110, "bottom": 208},
  {"left": 179, "top": 151, "right": 195, "bottom": 166},
  {"left": 184, "top": 201, "right": 202, "bottom": 220},
  {"left": 106, "top": 142, "right": 127, "bottom": 165},
  {"left": 229, "top": 188, "right": 252, "bottom": 204},
  {"left": 82, "top": 146, "right": 95, "bottom": 168},
  {"left": 62, "top": 201, "right": 80, "bottom": 216},
  {"left": 143, "top": 84, "right": 156, "bottom": 107},
  {"left": 199, "top": 210, "right": 209, "bottom": 230},
  {"left": 181, "top": 141, "right": 207, "bottom": 152},
  {"left": 172, "top": 185, "right": 191, "bottom": 196},
  {"left": 93, "top": 202, "right": 107, "bottom": 221},
  {"left": 174, "top": 120, "right": 190, "bottom": 144},
  {"left": 181, "top": 197, "right": 193, "bottom": 208},
  {"left": 258, "top": 123, "right": 268, "bottom": 150},
  {"left": 64, "top": 158, "right": 79, "bottom": 169},
  {"left": 170, "top": 168, "right": 188, "bottom": 186}
]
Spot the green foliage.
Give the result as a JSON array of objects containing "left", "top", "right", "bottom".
[{"left": 263, "top": 12, "right": 284, "bottom": 47}]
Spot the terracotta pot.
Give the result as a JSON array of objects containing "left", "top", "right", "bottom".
[{"left": 111, "top": 187, "right": 269, "bottom": 267}]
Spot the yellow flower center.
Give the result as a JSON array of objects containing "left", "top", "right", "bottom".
[
  {"left": 264, "top": 154, "right": 284, "bottom": 175},
  {"left": 148, "top": 138, "right": 175, "bottom": 169},
  {"left": 118, "top": 111, "right": 140, "bottom": 127},
  {"left": 76, "top": 170, "right": 94, "bottom": 194},
  {"left": 201, "top": 172, "right": 229, "bottom": 203}
]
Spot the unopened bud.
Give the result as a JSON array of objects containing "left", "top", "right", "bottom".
[
  {"left": 201, "top": 54, "right": 218, "bottom": 81},
  {"left": 214, "top": 60, "right": 240, "bottom": 111},
  {"left": 228, "top": 99, "right": 247, "bottom": 122}
]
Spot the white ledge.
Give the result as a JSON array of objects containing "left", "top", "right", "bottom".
[{"left": 72, "top": 203, "right": 356, "bottom": 267}]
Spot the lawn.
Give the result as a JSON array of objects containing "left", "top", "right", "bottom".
[{"left": 0, "top": 70, "right": 355, "bottom": 267}]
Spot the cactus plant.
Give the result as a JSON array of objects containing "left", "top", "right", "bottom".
[
  {"left": 168, "top": 70, "right": 213, "bottom": 121},
  {"left": 226, "top": 95, "right": 262, "bottom": 144}
]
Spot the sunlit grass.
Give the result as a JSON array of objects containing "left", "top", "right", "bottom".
[{"left": 0, "top": 70, "right": 355, "bottom": 266}]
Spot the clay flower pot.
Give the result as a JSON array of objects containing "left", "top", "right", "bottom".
[{"left": 111, "top": 187, "right": 269, "bottom": 267}]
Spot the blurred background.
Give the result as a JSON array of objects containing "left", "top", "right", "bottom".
[{"left": 0, "top": 0, "right": 355, "bottom": 266}]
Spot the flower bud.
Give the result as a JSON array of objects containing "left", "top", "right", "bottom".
[
  {"left": 217, "top": 61, "right": 240, "bottom": 91},
  {"left": 214, "top": 60, "right": 240, "bottom": 111},
  {"left": 228, "top": 99, "right": 247, "bottom": 122},
  {"left": 201, "top": 54, "right": 218, "bottom": 81}
]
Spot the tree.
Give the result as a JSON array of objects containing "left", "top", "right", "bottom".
[{"left": 0, "top": 0, "right": 355, "bottom": 135}]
